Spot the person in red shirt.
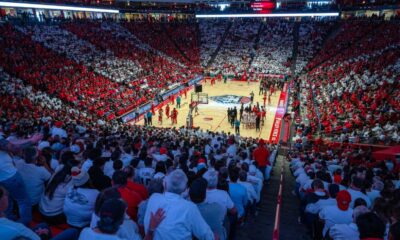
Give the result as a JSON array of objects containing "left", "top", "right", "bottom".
[
  {"left": 166, "top": 104, "right": 170, "bottom": 119},
  {"left": 252, "top": 139, "right": 271, "bottom": 181},
  {"left": 151, "top": 102, "right": 155, "bottom": 115},
  {"left": 123, "top": 166, "right": 149, "bottom": 201},
  {"left": 112, "top": 171, "right": 142, "bottom": 221},
  {"left": 158, "top": 108, "right": 163, "bottom": 125}
]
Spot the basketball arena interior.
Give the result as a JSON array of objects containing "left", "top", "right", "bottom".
[{"left": 0, "top": 0, "right": 399, "bottom": 239}]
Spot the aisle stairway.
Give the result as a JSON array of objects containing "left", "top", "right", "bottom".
[
  {"left": 207, "top": 21, "right": 232, "bottom": 67},
  {"left": 160, "top": 23, "right": 191, "bottom": 62},
  {"left": 236, "top": 154, "right": 284, "bottom": 240},
  {"left": 279, "top": 152, "right": 309, "bottom": 240},
  {"left": 290, "top": 22, "right": 300, "bottom": 76},
  {"left": 248, "top": 23, "right": 264, "bottom": 68}
]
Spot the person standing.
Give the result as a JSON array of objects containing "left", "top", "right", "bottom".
[
  {"left": 134, "top": 108, "right": 139, "bottom": 123},
  {"left": 255, "top": 113, "right": 261, "bottom": 132},
  {"left": 234, "top": 119, "right": 241, "bottom": 135},
  {"left": 250, "top": 91, "right": 254, "bottom": 104},
  {"left": 263, "top": 93, "right": 267, "bottom": 107},
  {"left": 176, "top": 96, "right": 181, "bottom": 109},
  {"left": 252, "top": 139, "right": 271, "bottom": 181},
  {"left": 239, "top": 104, "right": 244, "bottom": 121},
  {"left": 158, "top": 108, "right": 163, "bottom": 125},
  {"left": 147, "top": 111, "right": 153, "bottom": 126},
  {"left": 166, "top": 104, "right": 170, "bottom": 119}
]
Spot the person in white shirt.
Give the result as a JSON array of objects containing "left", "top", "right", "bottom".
[
  {"left": 138, "top": 157, "right": 155, "bottom": 186},
  {"left": 306, "top": 184, "right": 339, "bottom": 214},
  {"left": 152, "top": 147, "right": 169, "bottom": 162},
  {"left": 347, "top": 177, "right": 371, "bottom": 208},
  {"left": 319, "top": 190, "right": 354, "bottom": 237},
  {"left": 121, "top": 146, "right": 134, "bottom": 167},
  {"left": 82, "top": 149, "right": 102, "bottom": 173},
  {"left": 51, "top": 122, "right": 68, "bottom": 138},
  {"left": 0, "top": 186, "right": 40, "bottom": 240},
  {"left": 329, "top": 205, "right": 370, "bottom": 240},
  {"left": 366, "top": 178, "right": 383, "bottom": 205},
  {"left": 15, "top": 147, "right": 51, "bottom": 206},
  {"left": 64, "top": 167, "right": 99, "bottom": 228},
  {"left": 203, "top": 170, "right": 237, "bottom": 216},
  {"left": 144, "top": 169, "right": 215, "bottom": 240},
  {"left": 0, "top": 133, "right": 42, "bottom": 225},
  {"left": 238, "top": 170, "right": 258, "bottom": 205},
  {"left": 190, "top": 178, "right": 227, "bottom": 240},
  {"left": 40, "top": 152, "right": 80, "bottom": 224}
]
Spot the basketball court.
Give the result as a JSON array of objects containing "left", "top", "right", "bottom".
[{"left": 132, "top": 79, "right": 283, "bottom": 140}]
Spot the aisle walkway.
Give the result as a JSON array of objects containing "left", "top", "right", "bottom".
[
  {"left": 236, "top": 153, "right": 308, "bottom": 240},
  {"left": 236, "top": 155, "right": 284, "bottom": 240},
  {"left": 279, "top": 153, "right": 309, "bottom": 240}
]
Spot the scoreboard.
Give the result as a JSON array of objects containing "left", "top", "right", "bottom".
[{"left": 250, "top": 0, "right": 276, "bottom": 12}]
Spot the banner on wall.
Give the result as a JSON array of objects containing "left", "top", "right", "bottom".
[
  {"left": 120, "top": 75, "right": 203, "bottom": 123},
  {"left": 269, "top": 83, "right": 288, "bottom": 144}
]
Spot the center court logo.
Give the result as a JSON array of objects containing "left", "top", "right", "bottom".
[{"left": 209, "top": 95, "right": 251, "bottom": 104}]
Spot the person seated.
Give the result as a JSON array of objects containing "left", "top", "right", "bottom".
[
  {"left": 63, "top": 167, "right": 99, "bottom": 228},
  {"left": 144, "top": 169, "right": 214, "bottom": 240},
  {"left": 190, "top": 177, "right": 227, "bottom": 240}
]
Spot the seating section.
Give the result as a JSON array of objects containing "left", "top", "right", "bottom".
[
  {"left": 251, "top": 20, "right": 294, "bottom": 75},
  {"left": 0, "top": 68, "right": 87, "bottom": 124},
  {"left": 210, "top": 19, "right": 260, "bottom": 77},
  {"left": 295, "top": 19, "right": 400, "bottom": 145},
  {"left": 295, "top": 20, "right": 334, "bottom": 74},
  {"left": 122, "top": 21, "right": 192, "bottom": 67},
  {"left": 0, "top": 24, "right": 138, "bottom": 119},
  {"left": 164, "top": 22, "right": 201, "bottom": 67},
  {"left": 16, "top": 24, "right": 144, "bottom": 84},
  {"left": 199, "top": 19, "right": 230, "bottom": 67},
  {"left": 62, "top": 21, "right": 200, "bottom": 116}
]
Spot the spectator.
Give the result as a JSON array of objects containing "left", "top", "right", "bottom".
[
  {"left": 0, "top": 133, "right": 42, "bottom": 225},
  {"left": 356, "top": 212, "right": 386, "bottom": 240},
  {"left": 112, "top": 171, "right": 142, "bottom": 221},
  {"left": 319, "top": 190, "right": 354, "bottom": 237},
  {"left": 63, "top": 167, "right": 99, "bottom": 228},
  {"left": 39, "top": 152, "right": 80, "bottom": 225},
  {"left": 15, "top": 146, "right": 51, "bottom": 207},
  {"left": 144, "top": 169, "right": 214, "bottom": 240}
]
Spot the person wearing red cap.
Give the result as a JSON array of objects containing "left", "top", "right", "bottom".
[
  {"left": 319, "top": 190, "right": 353, "bottom": 237},
  {"left": 153, "top": 147, "right": 169, "bottom": 162},
  {"left": 50, "top": 121, "right": 67, "bottom": 138},
  {"left": 252, "top": 139, "right": 271, "bottom": 180}
]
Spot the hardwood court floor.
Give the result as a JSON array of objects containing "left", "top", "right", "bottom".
[{"left": 133, "top": 80, "right": 281, "bottom": 140}]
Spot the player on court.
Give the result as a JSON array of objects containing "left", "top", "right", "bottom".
[
  {"left": 171, "top": 108, "right": 178, "bottom": 124},
  {"left": 166, "top": 104, "right": 170, "bottom": 119},
  {"left": 158, "top": 108, "right": 163, "bottom": 125}
]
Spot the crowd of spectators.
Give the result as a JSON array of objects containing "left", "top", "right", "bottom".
[
  {"left": 295, "top": 20, "right": 334, "bottom": 74},
  {"left": 289, "top": 139, "right": 400, "bottom": 240},
  {"left": 0, "top": 101, "right": 277, "bottom": 239},
  {"left": 17, "top": 24, "right": 144, "bottom": 84},
  {"left": 251, "top": 20, "right": 294, "bottom": 76},
  {"left": 62, "top": 20, "right": 201, "bottom": 115},
  {"left": 209, "top": 19, "right": 259, "bottom": 77},
  {"left": 0, "top": 23, "right": 139, "bottom": 119},
  {"left": 294, "top": 19, "right": 400, "bottom": 145},
  {"left": 199, "top": 19, "right": 230, "bottom": 67}
]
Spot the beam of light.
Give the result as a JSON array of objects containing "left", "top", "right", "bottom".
[
  {"left": 0, "top": 2, "right": 119, "bottom": 13},
  {"left": 196, "top": 12, "right": 340, "bottom": 18}
]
